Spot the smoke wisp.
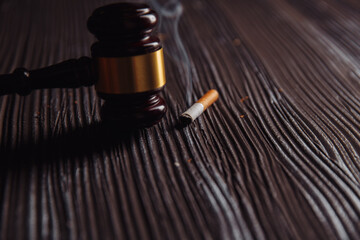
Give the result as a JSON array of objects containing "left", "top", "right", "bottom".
[{"left": 151, "top": 0, "right": 193, "bottom": 106}]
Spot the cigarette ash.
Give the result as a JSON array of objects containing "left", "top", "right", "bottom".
[
  {"left": 179, "top": 113, "right": 192, "bottom": 125},
  {"left": 150, "top": 0, "right": 193, "bottom": 106}
]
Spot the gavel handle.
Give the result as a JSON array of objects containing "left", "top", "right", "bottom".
[{"left": 0, "top": 57, "right": 96, "bottom": 96}]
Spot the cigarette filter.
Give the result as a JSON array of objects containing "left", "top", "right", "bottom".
[{"left": 180, "top": 89, "right": 219, "bottom": 123}]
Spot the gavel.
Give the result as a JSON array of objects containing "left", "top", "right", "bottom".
[{"left": 0, "top": 3, "right": 167, "bottom": 128}]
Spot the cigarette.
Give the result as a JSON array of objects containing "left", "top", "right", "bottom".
[{"left": 180, "top": 89, "right": 219, "bottom": 123}]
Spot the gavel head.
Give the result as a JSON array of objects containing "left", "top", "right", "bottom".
[{"left": 87, "top": 3, "right": 167, "bottom": 128}]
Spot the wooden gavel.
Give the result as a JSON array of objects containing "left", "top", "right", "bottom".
[{"left": 0, "top": 3, "right": 167, "bottom": 128}]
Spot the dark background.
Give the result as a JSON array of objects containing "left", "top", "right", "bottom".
[{"left": 0, "top": 0, "right": 359, "bottom": 239}]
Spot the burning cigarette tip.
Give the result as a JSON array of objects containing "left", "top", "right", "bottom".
[{"left": 180, "top": 89, "right": 219, "bottom": 123}]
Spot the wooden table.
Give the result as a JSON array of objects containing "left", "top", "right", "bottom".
[{"left": 1, "top": 0, "right": 359, "bottom": 239}]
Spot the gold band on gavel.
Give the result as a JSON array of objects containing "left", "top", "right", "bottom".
[{"left": 95, "top": 48, "right": 166, "bottom": 94}]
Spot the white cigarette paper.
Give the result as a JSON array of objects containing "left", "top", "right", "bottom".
[
  {"left": 181, "top": 103, "right": 204, "bottom": 122},
  {"left": 180, "top": 89, "right": 219, "bottom": 123}
]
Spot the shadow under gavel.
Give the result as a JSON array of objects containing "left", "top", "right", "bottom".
[{"left": 0, "top": 121, "right": 138, "bottom": 170}]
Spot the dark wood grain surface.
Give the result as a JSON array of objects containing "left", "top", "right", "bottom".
[{"left": 1, "top": 0, "right": 360, "bottom": 239}]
